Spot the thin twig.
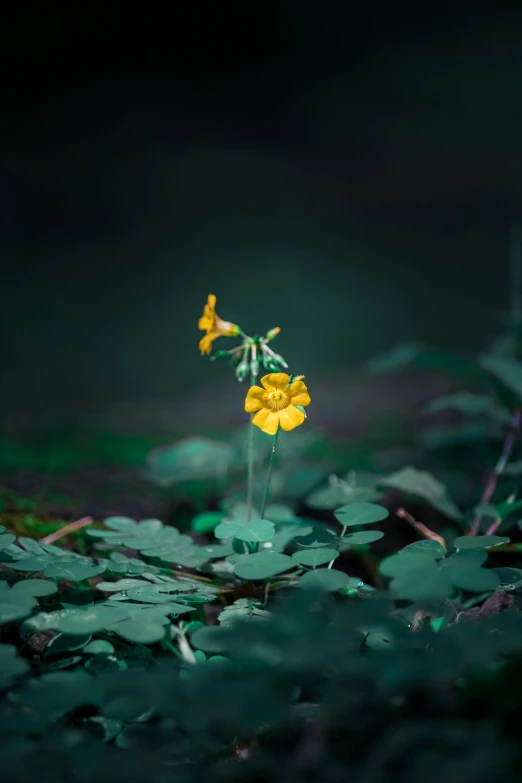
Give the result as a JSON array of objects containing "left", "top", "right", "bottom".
[
  {"left": 485, "top": 490, "right": 517, "bottom": 535},
  {"left": 411, "top": 610, "right": 424, "bottom": 631},
  {"left": 41, "top": 516, "right": 94, "bottom": 544},
  {"left": 396, "top": 508, "right": 446, "bottom": 548},
  {"left": 469, "top": 408, "right": 522, "bottom": 535}
]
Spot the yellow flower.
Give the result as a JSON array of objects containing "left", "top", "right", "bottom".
[
  {"left": 245, "top": 373, "right": 311, "bottom": 435},
  {"left": 198, "top": 294, "right": 241, "bottom": 354}
]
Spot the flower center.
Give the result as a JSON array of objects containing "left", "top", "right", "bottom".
[{"left": 267, "top": 389, "right": 289, "bottom": 411}]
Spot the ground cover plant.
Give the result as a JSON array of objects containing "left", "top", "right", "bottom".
[{"left": 4, "top": 278, "right": 522, "bottom": 782}]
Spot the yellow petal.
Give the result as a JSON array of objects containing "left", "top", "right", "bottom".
[
  {"left": 260, "top": 372, "right": 289, "bottom": 391},
  {"left": 252, "top": 408, "right": 279, "bottom": 435},
  {"left": 199, "top": 333, "right": 217, "bottom": 354},
  {"left": 245, "top": 386, "right": 266, "bottom": 412},
  {"left": 278, "top": 405, "right": 305, "bottom": 431},
  {"left": 198, "top": 314, "right": 213, "bottom": 331},
  {"left": 288, "top": 380, "right": 311, "bottom": 407},
  {"left": 207, "top": 294, "right": 217, "bottom": 309}
]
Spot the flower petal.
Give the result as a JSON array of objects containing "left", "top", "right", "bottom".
[
  {"left": 199, "top": 333, "right": 217, "bottom": 354},
  {"left": 198, "top": 314, "right": 213, "bottom": 331},
  {"left": 207, "top": 294, "right": 217, "bottom": 309},
  {"left": 252, "top": 408, "right": 279, "bottom": 435},
  {"left": 245, "top": 386, "right": 266, "bottom": 412},
  {"left": 261, "top": 372, "right": 289, "bottom": 391},
  {"left": 278, "top": 405, "right": 305, "bottom": 431},
  {"left": 216, "top": 318, "right": 240, "bottom": 337},
  {"left": 288, "top": 380, "right": 311, "bottom": 407}
]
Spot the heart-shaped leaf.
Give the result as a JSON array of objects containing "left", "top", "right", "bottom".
[
  {"left": 453, "top": 535, "right": 510, "bottom": 550},
  {"left": 340, "top": 530, "right": 385, "bottom": 546},
  {"left": 11, "top": 579, "right": 58, "bottom": 598},
  {"left": 45, "top": 562, "right": 106, "bottom": 581},
  {"left": 390, "top": 564, "right": 453, "bottom": 602},
  {"left": 58, "top": 605, "right": 130, "bottom": 635},
  {"left": 112, "top": 618, "right": 167, "bottom": 644},
  {"left": 233, "top": 552, "right": 294, "bottom": 580},
  {"left": 379, "top": 552, "right": 435, "bottom": 578},
  {"left": 292, "top": 548, "right": 339, "bottom": 567},
  {"left": 0, "top": 534, "right": 16, "bottom": 550},
  {"left": 298, "top": 568, "right": 351, "bottom": 592},
  {"left": 401, "top": 540, "right": 446, "bottom": 558},
  {"left": 334, "top": 502, "right": 389, "bottom": 527},
  {"left": 214, "top": 518, "right": 275, "bottom": 543}
]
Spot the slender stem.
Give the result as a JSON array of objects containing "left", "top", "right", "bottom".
[
  {"left": 397, "top": 507, "right": 447, "bottom": 548},
  {"left": 246, "top": 363, "right": 257, "bottom": 522},
  {"left": 328, "top": 525, "right": 346, "bottom": 569},
  {"left": 41, "top": 516, "right": 93, "bottom": 544},
  {"left": 261, "top": 428, "right": 279, "bottom": 519},
  {"left": 485, "top": 490, "right": 517, "bottom": 535},
  {"left": 484, "top": 517, "right": 502, "bottom": 536},
  {"left": 469, "top": 408, "right": 522, "bottom": 535}
]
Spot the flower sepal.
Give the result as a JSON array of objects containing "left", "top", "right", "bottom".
[{"left": 210, "top": 350, "right": 237, "bottom": 361}]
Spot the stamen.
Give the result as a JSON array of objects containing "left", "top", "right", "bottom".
[{"left": 267, "top": 390, "right": 289, "bottom": 411}]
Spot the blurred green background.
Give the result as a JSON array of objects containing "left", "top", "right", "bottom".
[{"left": 2, "top": 3, "right": 522, "bottom": 515}]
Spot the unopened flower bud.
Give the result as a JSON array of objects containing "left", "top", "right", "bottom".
[
  {"left": 250, "top": 344, "right": 260, "bottom": 380},
  {"left": 265, "top": 327, "right": 281, "bottom": 342},
  {"left": 251, "top": 357, "right": 260, "bottom": 378},
  {"left": 210, "top": 350, "right": 234, "bottom": 361},
  {"left": 235, "top": 358, "right": 250, "bottom": 381},
  {"left": 271, "top": 353, "right": 288, "bottom": 368}
]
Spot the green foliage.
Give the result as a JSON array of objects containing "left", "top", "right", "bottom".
[
  {"left": 6, "top": 315, "right": 522, "bottom": 781},
  {"left": 298, "top": 568, "right": 352, "bottom": 591},
  {"left": 214, "top": 517, "right": 275, "bottom": 542},
  {"left": 380, "top": 466, "right": 463, "bottom": 520},
  {"left": 334, "top": 501, "right": 389, "bottom": 527},
  {"left": 0, "top": 578, "right": 58, "bottom": 624},
  {"left": 292, "top": 547, "right": 339, "bottom": 567},
  {"left": 306, "top": 471, "right": 382, "bottom": 509},
  {"left": 3, "top": 538, "right": 107, "bottom": 580},
  {"left": 218, "top": 598, "right": 270, "bottom": 627},
  {"left": 88, "top": 516, "right": 211, "bottom": 567},
  {"left": 479, "top": 353, "right": 522, "bottom": 399},
  {"left": 233, "top": 551, "right": 295, "bottom": 579},
  {"left": 425, "top": 392, "right": 511, "bottom": 423}
]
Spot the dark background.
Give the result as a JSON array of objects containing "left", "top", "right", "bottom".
[{"left": 3, "top": 2, "right": 522, "bottom": 425}]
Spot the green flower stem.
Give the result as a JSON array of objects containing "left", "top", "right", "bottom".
[
  {"left": 327, "top": 525, "right": 347, "bottom": 569},
  {"left": 246, "top": 364, "right": 258, "bottom": 523},
  {"left": 261, "top": 427, "right": 279, "bottom": 519}
]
